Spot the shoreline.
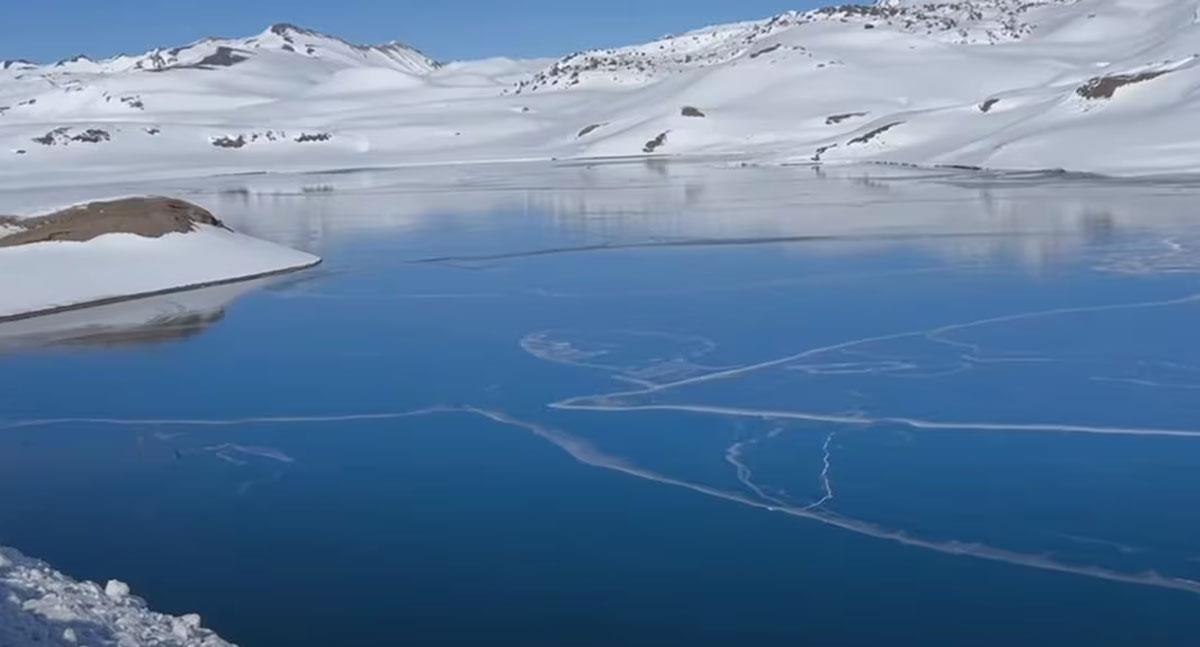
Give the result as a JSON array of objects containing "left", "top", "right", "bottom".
[
  {"left": 0, "top": 545, "right": 233, "bottom": 646},
  {"left": 8, "top": 154, "right": 1200, "bottom": 198},
  {"left": 0, "top": 258, "right": 321, "bottom": 324}
]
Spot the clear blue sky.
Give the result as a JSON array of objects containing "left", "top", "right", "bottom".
[{"left": 1, "top": 0, "right": 825, "bottom": 64}]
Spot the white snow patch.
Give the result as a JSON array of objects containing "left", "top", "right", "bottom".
[{"left": 103, "top": 580, "right": 130, "bottom": 600}]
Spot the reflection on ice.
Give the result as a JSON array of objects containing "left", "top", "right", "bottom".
[
  {"left": 0, "top": 278, "right": 272, "bottom": 352},
  {"left": 1096, "top": 236, "right": 1200, "bottom": 275},
  {"left": 6, "top": 162, "right": 1200, "bottom": 277}
]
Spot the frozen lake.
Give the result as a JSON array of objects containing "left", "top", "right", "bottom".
[{"left": 1, "top": 162, "right": 1199, "bottom": 645}]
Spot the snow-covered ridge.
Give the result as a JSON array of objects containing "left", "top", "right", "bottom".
[
  {"left": 19, "top": 23, "right": 437, "bottom": 76},
  {"left": 4, "top": 0, "right": 1200, "bottom": 179},
  {"left": 1, "top": 546, "right": 232, "bottom": 646},
  {"left": 514, "top": 0, "right": 1068, "bottom": 93}
]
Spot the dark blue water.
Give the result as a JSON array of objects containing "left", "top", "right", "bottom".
[{"left": 1, "top": 163, "right": 1199, "bottom": 645}]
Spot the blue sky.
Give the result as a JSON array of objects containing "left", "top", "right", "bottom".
[{"left": 1, "top": 0, "right": 823, "bottom": 64}]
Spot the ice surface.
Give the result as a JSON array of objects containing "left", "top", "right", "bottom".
[{"left": 2, "top": 163, "right": 1200, "bottom": 640}]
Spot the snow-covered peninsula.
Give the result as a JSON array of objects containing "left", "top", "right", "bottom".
[{"left": 0, "top": 197, "right": 320, "bottom": 320}]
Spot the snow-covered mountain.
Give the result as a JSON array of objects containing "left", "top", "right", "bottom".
[
  {"left": 4, "top": 0, "right": 1200, "bottom": 183},
  {"left": 10, "top": 23, "right": 437, "bottom": 76}
]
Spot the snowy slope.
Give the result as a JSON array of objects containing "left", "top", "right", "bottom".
[{"left": 4, "top": 0, "right": 1200, "bottom": 181}]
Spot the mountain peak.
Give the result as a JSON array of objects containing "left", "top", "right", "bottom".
[
  {"left": 1, "top": 59, "right": 36, "bottom": 71},
  {"left": 54, "top": 54, "right": 94, "bottom": 67},
  {"left": 266, "top": 23, "right": 325, "bottom": 39}
]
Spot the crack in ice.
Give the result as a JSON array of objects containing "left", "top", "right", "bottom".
[
  {"left": 550, "top": 291, "right": 1200, "bottom": 439},
  {"left": 8, "top": 405, "right": 1200, "bottom": 596},
  {"left": 450, "top": 408, "right": 1200, "bottom": 597},
  {"left": 804, "top": 431, "right": 838, "bottom": 510},
  {"left": 724, "top": 430, "right": 790, "bottom": 507}
]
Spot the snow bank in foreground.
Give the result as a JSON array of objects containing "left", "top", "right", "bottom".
[
  {"left": 0, "top": 223, "right": 319, "bottom": 320},
  {"left": 0, "top": 546, "right": 232, "bottom": 646}
]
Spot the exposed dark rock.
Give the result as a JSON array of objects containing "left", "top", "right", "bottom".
[
  {"left": 643, "top": 131, "right": 669, "bottom": 153},
  {"left": 847, "top": 121, "right": 903, "bottom": 145},
  {"left": 826, "top": 112, "right": 867, "bottom": 125},
  {"left": 294, "top": 132, "right": 332, "bottom": 143},
  {"left": 1076, "top": 71, "right": 1167, "bottom": 99},
  {"left": 157, "top": 47, "right": 252, "bottom": 72},
  {"left": 32, "top": 127, "right": 70, "bottom": 146},
  {"left": 577, "top": 123, "right": 605, "bottom": 138},
  {"left": 979, "top": 97, "right": 1000, "bottom": 112},
  {"left": 270, "top": 23, "right": 318, "bottom": 38},
  {"left": 681, "top": 106, "right": 706, "bottom": 118},
  {"left": 69, "top": 129, "right": 111, "bottom": 144},
  {"left": 812, "top": 143, "right": 838, "bottom": 161},
  {"left": 195, "top": 46, "right": 252, "bottom": 68},
  {"left": 748, "top": 44, "right": 781, "bottom": 59},
  {"left": 211, "top": 135, "right": 247, "bottom": 149},
  {"left": 54, "top": 55, "right": 92, "bottom": 67},
  {"left": 0, "top": 197, "right": 229, "bottom": 248}
]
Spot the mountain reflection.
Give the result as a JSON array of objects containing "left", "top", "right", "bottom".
[{"left": 0, "top": 279, "right": 269, "bottom": 352}]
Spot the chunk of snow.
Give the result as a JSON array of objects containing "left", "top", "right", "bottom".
[{"left": 104, "top": 579, "right": 130, "bottom": 599}]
